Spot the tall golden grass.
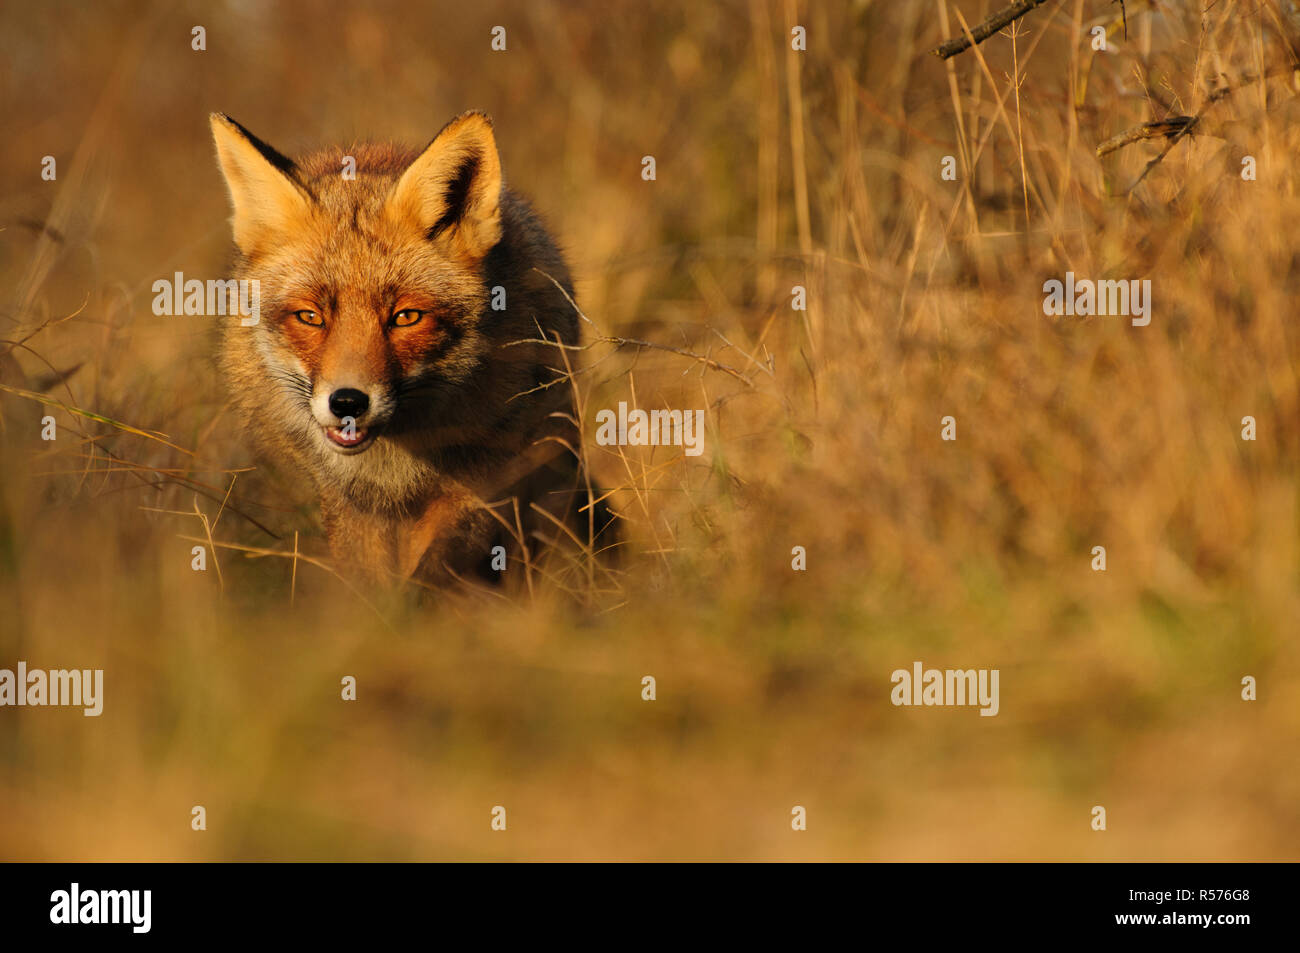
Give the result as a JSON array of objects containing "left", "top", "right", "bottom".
[{"left": 1, "top": 0, "right": 1297, "bottom": 859}]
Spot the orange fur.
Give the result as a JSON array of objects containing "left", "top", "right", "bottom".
[{"left": 210, "top": 112, "right": 612, "bottom": 586}]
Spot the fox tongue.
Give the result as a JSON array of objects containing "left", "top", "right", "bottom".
[{"left": 328, "top": 426, "right": 367, "bottom": 446}]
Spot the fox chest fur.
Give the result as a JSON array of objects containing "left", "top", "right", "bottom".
[{"left": 211, "top": 112, "right": 586, "bottom": 584}]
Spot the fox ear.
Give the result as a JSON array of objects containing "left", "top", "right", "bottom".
[
  {"left": 385, "top": 111, "right": 502, "bottom": 260},
  {"left": 210, "top": 113, "right": 312, "bottom": 257}
]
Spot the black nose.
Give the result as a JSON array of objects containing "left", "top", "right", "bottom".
[{"left": 328, "top": 388, "right": 370, "bottom": 419}]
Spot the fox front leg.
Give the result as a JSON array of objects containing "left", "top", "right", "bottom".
[
  {"left": 319, "top": 489, "right": 491, "bottom": 587},
  {"left": 402, "top": 490, "right": 494, "bottom": 585},
  {"left": 318, "top": 494, "right": 406, "bottom": 586}
]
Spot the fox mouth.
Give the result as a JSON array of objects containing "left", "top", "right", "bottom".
[{"left": 324, "top": 424, "right": 380, "bottom": 453}]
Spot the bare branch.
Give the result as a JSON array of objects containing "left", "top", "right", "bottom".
[
  {"left": 1096, "top": 116, "right": 1197, "bottom": 158},
  {"left": 931, "top": 0, "right": 1052, "bottom": 60}
]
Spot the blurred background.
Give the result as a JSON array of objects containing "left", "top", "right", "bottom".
[{"left": 1, "top": 0, "right": 1297, "bottom": 859}]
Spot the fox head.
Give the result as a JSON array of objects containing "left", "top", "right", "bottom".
[{"left": 210, "top": 111, "right": 508, "bottom": 478}]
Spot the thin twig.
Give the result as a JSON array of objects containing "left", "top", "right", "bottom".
[
  {"left": 177, "top": 534, "right": 396, "bottom": 630},
  {"left": 0, "top": 382, "right": 194, "bottom": 455},
  {"left": 932, "top": 0, "right": 1052, "bottom": 59},
  {"left": 192, "top": 496, "right": 224, "bottom": 596},
  {"left": 522, "top": 268, "right": 757, "bottom": 387},
  {"left": 1122, "top": 117, "right": 1200, "bottom": 192},
  {"left": 1096, "top": 116, "right": 1198, "bottom": 158}
]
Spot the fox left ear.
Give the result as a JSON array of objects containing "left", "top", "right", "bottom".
[
  {"left": 210, "top": 113, "right": 313, "bottom": 258},
  {"left": 385, "top": 111, "right": 503, "bottom": 260}
]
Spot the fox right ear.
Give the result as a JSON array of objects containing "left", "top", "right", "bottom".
[
  {"left": 384, "top": 111, "right": 503, "bottom": 261},
  {"left": 210, "top": 113, "right": 312, "bottom": 257}
]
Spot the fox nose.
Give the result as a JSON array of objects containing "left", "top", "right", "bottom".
[{"left": 328, "top": 388, "right": 370, "bottom": 420}]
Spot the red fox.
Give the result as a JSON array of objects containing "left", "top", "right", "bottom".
[{"left": 209, "top": 111, "right": 610, "bottom": 587}]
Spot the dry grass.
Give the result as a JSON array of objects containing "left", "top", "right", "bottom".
[{"left": 0, "top": 0, "right": 1297, "bottom": 860}]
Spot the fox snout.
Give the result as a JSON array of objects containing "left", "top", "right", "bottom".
[
  {"left": 328, "top": 387, "right": 369, "bottom": 419},
  {"left": 311, "top": 382, "right": 390, "bottom": 452}
]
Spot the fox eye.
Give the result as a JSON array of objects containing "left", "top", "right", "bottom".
[
  {"left": 391, "top": 309, "right": 424, "bottom": 328},
  {"left": 294, "top": 310, "right": 324, "bottom": 327}
]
